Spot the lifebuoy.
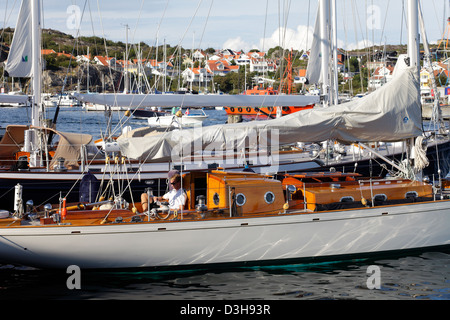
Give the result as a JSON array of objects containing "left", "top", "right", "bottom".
[
  {"left": 230, "top": 107, "right": 235, "bottom": 112},
  {"left": 246, "top": 107, "right": 251, "bottom": 112},
  {"left": 282, "top": 107, "right": 289, "bottom": 112},
  {"left": 238, "top": 107, "right": 243, "bottom": 112}
]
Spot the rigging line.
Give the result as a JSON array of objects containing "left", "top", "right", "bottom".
[
  {"left": 281, "top": 0, "right": 292, "bottom": 49},
  {"left": 262, "top": 0, "right": 269, "bottom": 53},
  {"left": 87, "top": 0, "right": 100, "bottom": 57},
  {"left": 377, "top": 0, "right": 390, "bottom": 48},
  {"left": 353, "top": 0, "right": 369, "bottom": 49},
  {"left": 197, "top": 0, "right": 214, "bottom": 50},
  {"left": 305, "top": 0, "right": 311, "bottom": 52},
  {"left": 58, "top": 1, "right": 89, "bottom": 95},
  {"left": 130, "top": 0, "right": 145, "bottom": 44},
  {"left": 144, "top": 0, "right": 169, "bottom": 63},
  {"left": 172, "top": 0, "right": 204, "bottom": 65},
  {"left": 1, "top": 0, "right": 19, "bottom": 39},
  {"left": 96, "top": 0, "right": 119, "bottom": 99}
]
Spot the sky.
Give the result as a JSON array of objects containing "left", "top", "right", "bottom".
[{"left": 1, "top": 0, "right": 449, "bottom": 52}]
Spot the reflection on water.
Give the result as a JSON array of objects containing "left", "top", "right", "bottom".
[{"left": 0, "top": 250, "right": 448, "bottom": 300}]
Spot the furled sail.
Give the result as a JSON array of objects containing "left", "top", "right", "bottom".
[
  {"left": 73, "top": 92, "right": 320, "bottom": 108},
  {"left": 115, "top": 64, "right": 422, "bottom": 162},
  {"left": 4, "top": 0, "right": 33, "bottom": 77},
  {"left": 305, "top": 5, "right": 323, "bottom": 85}
]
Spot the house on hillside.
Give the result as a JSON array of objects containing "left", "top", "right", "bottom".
[
  {"left": 206, "top": 59, "right": 239, "bottom": 76},
  {"left": 57, "top": 51, "right": 75, "bottom": 59},
  {"left": 193, "top": 49, "right": 207, "bottom": 61},
  {"left": 181, "top": 67, "right": 213, "bottom": 87},
  {"left": 234, "top": 53, "right": 251, "bottom": 65},
  {"left": 76, "top": 54, "right": 91, "bottom": 64},
  {"left": 41, "top": 49, "right": 57, "bottom": 56},
  {"left": 94, "top": 55, "right": 122, "bottom": 71},
  {"left": 250, "top": 58, "right": 276, "bottom": 73},
  {"left": 368, "top": 65, "right": 394, "bottom": 90}
]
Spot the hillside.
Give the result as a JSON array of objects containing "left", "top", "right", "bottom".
[{"left": 0, "top": 28, "right": 437, "bottom": 95}]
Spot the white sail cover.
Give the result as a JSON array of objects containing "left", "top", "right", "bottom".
[
  {"left": 4, "top": 0, "right": 33, "bottom": 77},
  {"left": 116, "top": 65, "right": 422, "bottom": 162},
  {"left": 305, "top": 5, "right": 323, "bottom": 85},
  {"left": 73, "top": 92, "right": 319, "bottom": 108}
]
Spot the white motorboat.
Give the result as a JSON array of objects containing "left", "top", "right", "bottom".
[{"left": 147, "top": 108, "right": 208, "bottom": 127}]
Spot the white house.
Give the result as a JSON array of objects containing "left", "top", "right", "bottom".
[
  {"left": 192, "top": 50, "right": 207, "bottom": 61},
  {"left": 250, "top": 59, "right": 276, "bottom": 73},
  {"left": 181, "top": 67, "right": 213, "bottom": 86},
  {"left": 368, "top": 65, "right": 394, "bottom": 90},
  {"left": 234, "top": 54, "right": 251, "bottom": 66},
  {"left": 76, "top": 54, "right": 91, "bottom": 64}
]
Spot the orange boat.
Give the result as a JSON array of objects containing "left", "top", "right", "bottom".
[
  {"left": 224, "top": 86, "right": 314, "bottom": 118},
  {"left": 224, "top": 50, "right": 314, "bottom": 118}
]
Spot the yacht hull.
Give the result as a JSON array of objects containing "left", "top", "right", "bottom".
[{"left": 0, "top": 200, "right": 448, "bottom": 269}]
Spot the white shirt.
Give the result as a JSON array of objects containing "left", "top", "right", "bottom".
[{"left": 162, "top": 188, "right": 187, "bottom": 210}]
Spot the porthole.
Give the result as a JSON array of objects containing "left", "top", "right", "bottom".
[
  {"left": 405, "top": 191, "right": 418, "bottom": 199},
  {"left": 340, "top": 196, "right": 354, "bottom": 203},
  {"left": 264, "top": 191, "right": 275, "bottom": 204},
  {"left": 374, "top": 194, "right": 387, "bottom": 202},
  {"left": 236, "top": 193, "right": 246, "bottom": 206},
  {"left": 213, "top": 193, "right": 220, "bottom": 205}
]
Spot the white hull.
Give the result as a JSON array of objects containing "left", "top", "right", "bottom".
[
  {"left": 83, "top": 103, "right": 128, "bottom": 111},
  {"left": 147, "top": 115, "right": 208, "bottom": 127},
  {"left": 1, "top": 200, "right": 449, "bottom": 269}
]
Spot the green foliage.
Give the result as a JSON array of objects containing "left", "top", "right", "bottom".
[{"left": 43, "top": 53, "right": 76, "bottom": 71}]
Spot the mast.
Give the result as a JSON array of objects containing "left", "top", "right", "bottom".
[
  {"left": 28, "top": 0, "right": 42, "bottom": 167},
  {"left": 407, "top": 0, "right": 422, "bottom": 179},
  {"left": 319, "top": 0, "right": 330, "bottom": 107},
  {"left": 407, "top": 0, "right": 420, "bottom": 77},
  {"left": 31, "top": 0, "right": 41, "bottom": 127},
  {"left": 124, "top": 24, "right": 129, "bottom": 94},
  {"left": 331, "top": 0, "right": 339, "bottom": 105}
]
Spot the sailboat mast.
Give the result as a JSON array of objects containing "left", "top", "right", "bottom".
[
  {"left": 331, "top": 0, "right": 339, "bottom": 105},
  {"left": 31, "top": 0, "right": 41, "bottom": 127},
  {"left": 407, "top": 0, "right": 420, "bottom": 76},
  {"left": 319, "top": 0, "right": 330, "bottom": 107},
  {"left": 407, "top": 0, "right": 422, "bottom": 179}
]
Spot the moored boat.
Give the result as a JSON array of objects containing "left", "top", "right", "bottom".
[
  {"left": 0, "top": 169, "right": 448, "bottom": 269},
  {"left": 223, "top": 86, "right": 315, "bottom": 119},
  {"left": 147, "top": 108, "right": 208, "bottom": 127}
]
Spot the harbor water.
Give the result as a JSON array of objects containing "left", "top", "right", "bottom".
[{"left": 0, "top": 106, "right": 449, "bottom": 301}]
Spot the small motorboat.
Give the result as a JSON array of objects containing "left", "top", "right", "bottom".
[{"left": 147, "top": 108, "right": 208, "bottom": 127}]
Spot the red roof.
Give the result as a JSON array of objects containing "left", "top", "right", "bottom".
[{"left": 41, "top": 49, "right": 56, "bottom": 55}]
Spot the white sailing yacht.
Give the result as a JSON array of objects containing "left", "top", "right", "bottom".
[{"left": 0, "top": 0, "right": 448, "bottom": 270}]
